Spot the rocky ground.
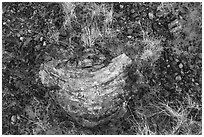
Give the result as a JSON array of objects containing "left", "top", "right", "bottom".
[{"left": 2, "top": 2, "right": 202, "bottom": 135}]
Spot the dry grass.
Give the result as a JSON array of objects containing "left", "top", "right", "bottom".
[
  {"left": 62, "top": 2, "right": 76, "bottom": 28},
  {"left": 61, "top": 2, "right": 117, "bottom": 49},
  {"left": 126, "top": 91, "right": 202, "bottom": 135},
  {"left": 81, "top": 23, "right": 102, "bottom": 48},
  {"left": 140, "top": 36, "right": 163, "bottom": 62}
]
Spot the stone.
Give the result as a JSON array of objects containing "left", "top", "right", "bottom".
[
  {"left": 175, "top": 75, "right": 182, "bottom": 81},
  {"left": 179, "top": 63, "right": 183, "bottom": 69},
  {"left": 148, "top": 12, "right": 154, "bottom": 20},
  {"left": 39, "top": 53, "right": 132, "bottom": 127}
]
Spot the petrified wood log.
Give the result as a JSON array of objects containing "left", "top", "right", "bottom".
[{"left": 39, "top": 53, "right": 132, "bottom": 127}]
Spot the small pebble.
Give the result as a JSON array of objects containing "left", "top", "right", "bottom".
[
  {"left": 148, "top": 12, "right": 154, "bottom": 20},
  {"left": 131, "top": 9, "right": 135, "bottom": 13},
  {"left": 20, "top": 37, "right": 24, "bottom": 41},
  {"left": 179, "top": 63, "right": 183, "bottom": 69},
  {"left": 43, "top": 41, "right": 46, "bottom": 46},
  {"left": 175, "top": 58, "right": 179, "bottom": 62},
  {"left": 175, "top": 75, "right": 182, "bottom": 81},
  {"left": 40, "top": 37, "right": 43, "bottom": 41},
  {"left": 11, "top": 115, "right": 16, "bottom": 124},
  {"left": 17, "top": 115, "right": 20, "bottom": 120}
]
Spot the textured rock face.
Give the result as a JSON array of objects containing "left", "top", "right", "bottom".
[{"left": 39, "top": 53, "right": 132, "bottom": 127}]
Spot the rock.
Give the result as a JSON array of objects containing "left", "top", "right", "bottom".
[
  {"left": 11, "top": 115, "right": 16, "bottom": 125},
  {"left": 39, "top": 53, "right": 132, "bottom": 127},
  {"left": 179, "top": 63, "right": 183, "bottom": 69},
  {"left": 175, "top": 75, "right": 182, "bottom": 81},
  {"left": 148, "top": 12, "right": 154, "bottom": 20}
]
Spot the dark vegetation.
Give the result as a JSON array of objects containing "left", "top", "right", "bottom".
[{"left": 2, "top": 2, "right": 202, "bottom": 134}]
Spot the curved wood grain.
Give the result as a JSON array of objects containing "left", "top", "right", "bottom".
[{"left": 39, "top": 53, "right": 132, "bottom": 127}]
